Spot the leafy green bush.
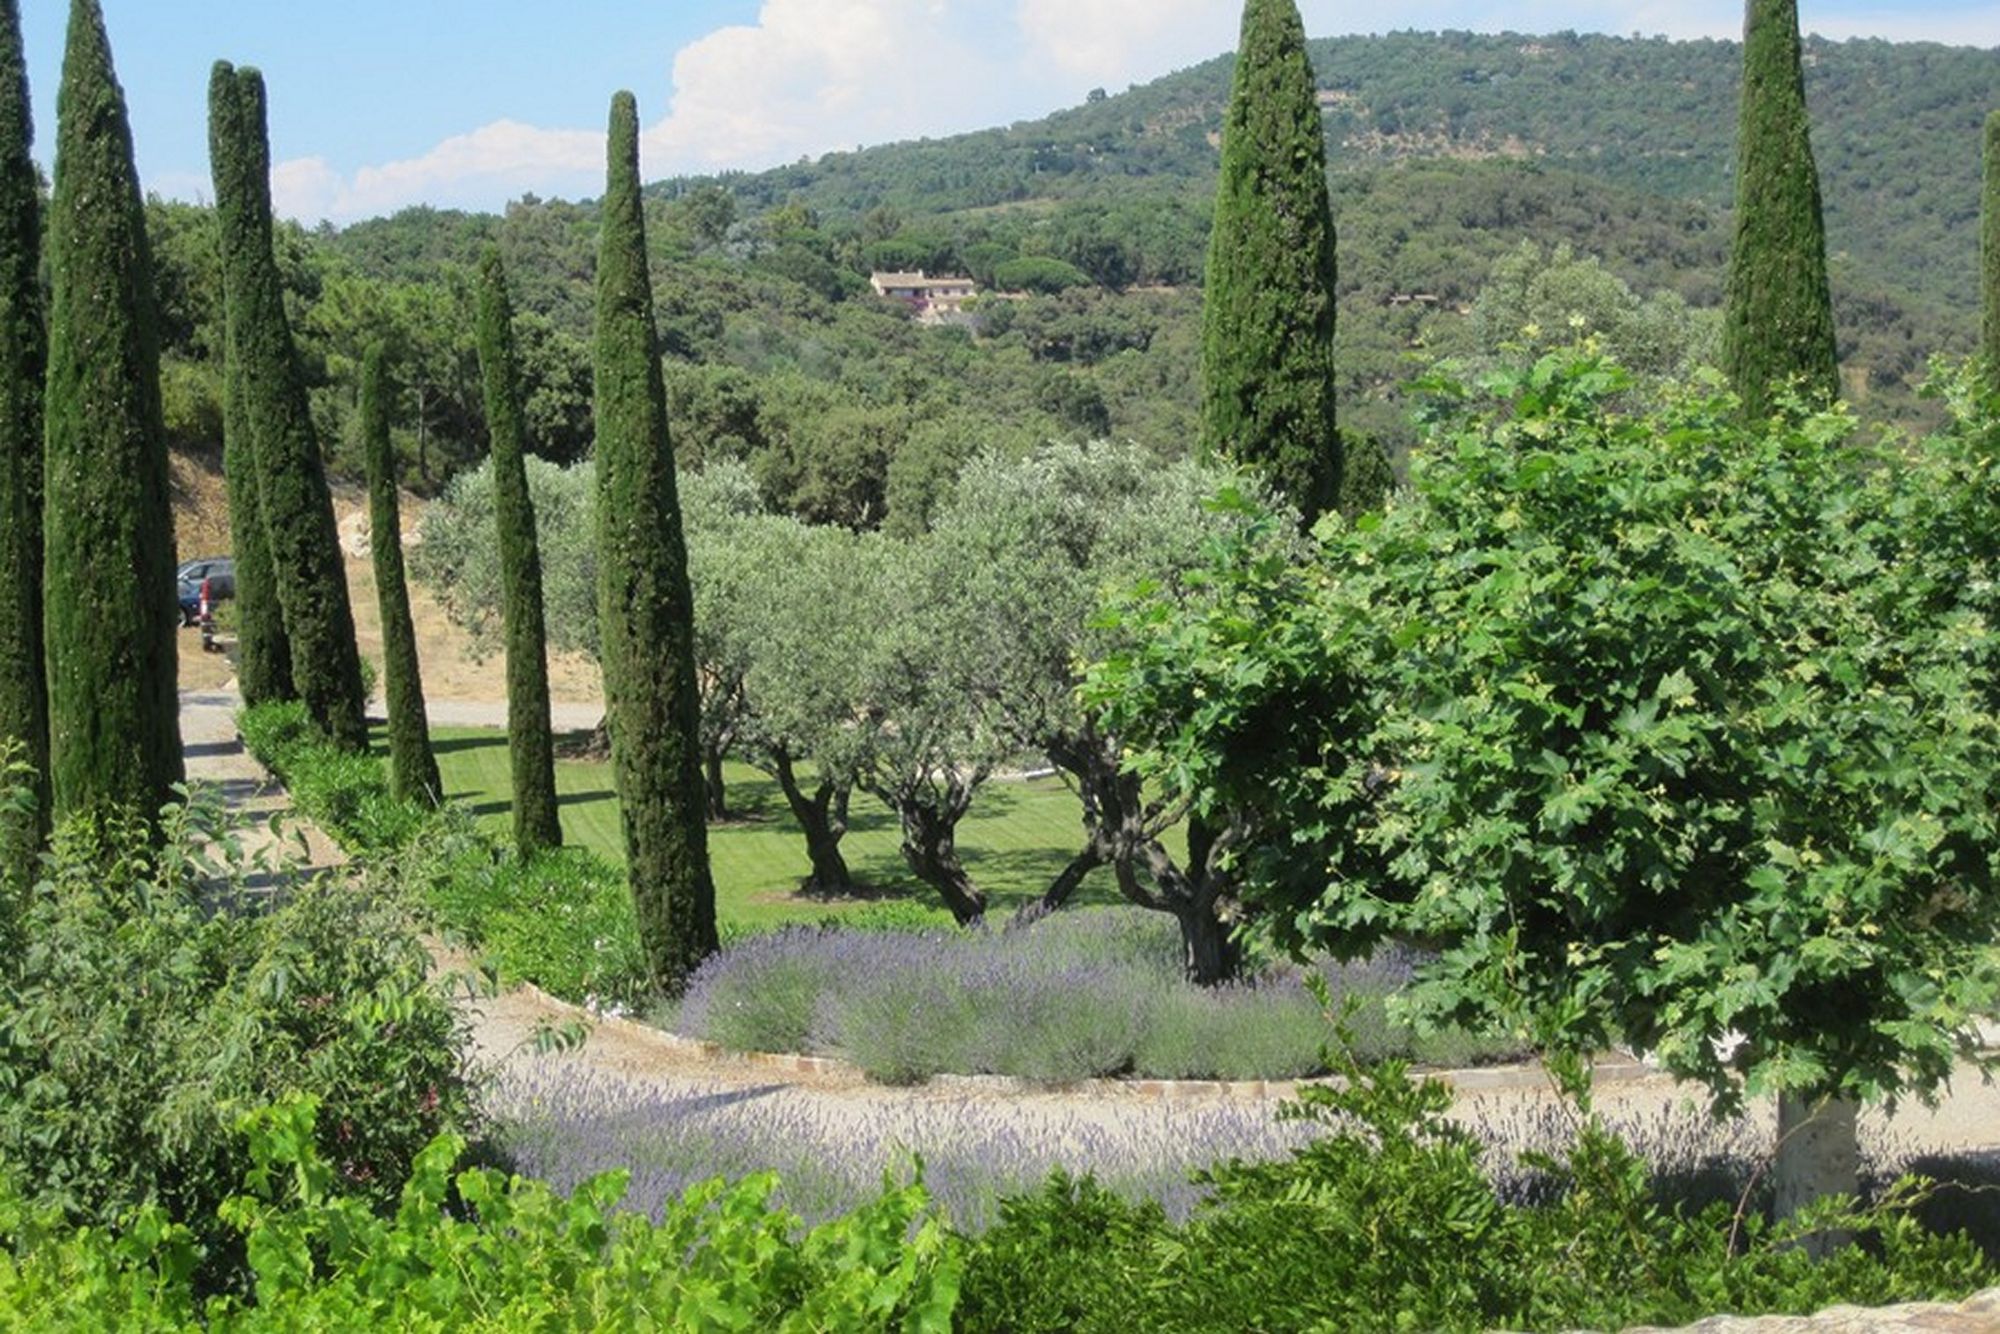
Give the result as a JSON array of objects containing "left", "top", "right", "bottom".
[
  {"left": 1094, "top": 351, "right": 2000, "bottom": 1120},
  {"left": 240, "top": 702, "right": 651, "bottom": 1007},
  {"left": 993, "top": 255, "right": 1093, "bottom": 294},
  {"left": 239, "top": 701, "right": 422, "bottom": 854},
  {"left": 0, "top": 798, "right": 474, "bottom": 1294},
  {"left": 379, "top": 808, "right": 651, "bottom": 1009},
  {"left": 235, "top": 701, "right": 314, "bottom": 776},
  {"left": 956, "top": 1057, "right": 1997, "bottom": 1333},
  {"left": 0, "top": 1096, "right": 964, "bottom": 1330}
]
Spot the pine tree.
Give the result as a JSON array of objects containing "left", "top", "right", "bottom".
[
  {"left": 361, "top": 345, "right": 440, "bottom": 807},
  {"left": 211, "top": 64, "right": 366, "bottom": 749},
  {"left": 594, "top": 92, "right": 717, "bottom": 991},
  {"left": 476, "top": 247, "right": 561, "bottom": 852},
  {"left": 0, "top": 0, "right": 46, "bottom": 889},
  {"left": 1720, "top": 0, "right": 1839, "bottom": 419},
  {"left": 1201, "top": 0, "right": 1341, "bottom": 528},
  {"left": 207, "top": 64, "right": 291, "bottom": 708},
  {"left": 41, "top": 0, "right": 182, "bottom": 823},
  {"left": 1983, "top": 110, "right": 2000, "bottom": 386}
]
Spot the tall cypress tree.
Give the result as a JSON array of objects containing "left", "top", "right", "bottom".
[
  {"left": 212, "top": 64, "right": 367, "bottom": 750},
  {"left": 1720, "top": 0, "right": 1839, "bottom": 419},
  {"left": 595, "top": 92, "right": 717, "bottom": 991},
  {"left": 361, "top": 345, "right": 440, "bottom": 807},
  {"left": 476, "top": 247, "right": 561, "bottom": 852},
  {"left": 42, "top": 0, "right": 182, "bottom": 823},
  {"left": 1201, "top": 0, "right": 1341, "bottom": 528},
  {"left": 0, "top": 0, "right": 46, "bottom": 888},
  {"left": 1983, "top": 110, "right": 2000, "bottom": 387},
  {"left": 207, "top": 65, "right": 291, "bottom": 708}
]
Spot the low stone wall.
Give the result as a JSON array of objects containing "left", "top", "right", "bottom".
[{"left": 1582, "top": 1286, "right": 2000, "bottom": 1332}]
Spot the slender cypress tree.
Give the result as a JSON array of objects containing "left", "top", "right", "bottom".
[
  {"left": 1720, "top": 0, "right": 1839, "bottom": 419},
  {"left": 207, "top": 65, "right": 291, "bottom": 708},
  {"left": 0, "top": 0, "right": 46, "bottom": 887},
  {"left": 476, "top": 248, "right": 561, "bottom": 852},
  {"left": 1983, "top": 110, "right": 2000, "bottom": 387},
  {"left": 361, "top": 345, "right": 440, "bottom": 807},
  {"left": 42, "top": 0, "right": 182, "bottom": 823},
  {"left": 1201, "top": 0, "right": 1341, "bottom": 528},
  {"left": 595, "top": 92, "right": 717, "bottom": 991},
  {"left": 212, "top": 64, "right": 367, "bottom": 750}
]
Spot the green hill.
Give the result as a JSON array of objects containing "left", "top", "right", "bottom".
[{"left": 152, "top": 31, "right": 2000, "bottom": 514}]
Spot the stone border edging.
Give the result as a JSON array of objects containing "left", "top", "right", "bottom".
[{"left": 511, "top": 980, "right": 1662, "bottom": 1101}]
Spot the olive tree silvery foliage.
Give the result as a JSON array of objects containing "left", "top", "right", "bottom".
[{"left": 929, "top": 441, "right": 1292, "bottom": 978}]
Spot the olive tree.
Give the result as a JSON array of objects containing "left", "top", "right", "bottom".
[
  {"left": 1094, "top": 352, "right": 2000, "bottom": 1230},
  {"left": 413, "top": 457, "right": 759, "bottom": 818},
  {"left": 842, "top": 532, "right": 1011, "bottom": 924},
  {"left": 930, "top": 441, "right": 1289, "bottom": 980}
]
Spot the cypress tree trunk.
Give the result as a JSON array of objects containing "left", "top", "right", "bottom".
[
  {"left": 0, "top": 0, "right": 47, "bottom": 887},
  {"left": 211, "top": 64, "right": 366, "bottom": 750},
  {"left": 207, "top": 64, "right": 291, "bottom": 708},
  {"left": 1202, "top": 0, "right": 1341, "bottom": 528},
  {"left": 1983, "top": 111, "right": 2000, "bottom": 387},
  {"left": 1720, "top": 0, "right": 1839, "bottom": 419},
  {"left": 594, "top": 92, "right": 718, "bottom": 991},
  {"left": 42, "top": 0, "right": 182, "bottom": 824},
  {"left": 475, "top": 247, "right": 561, "bottom": 852},
  {"left": 361, "top": 345, "right": 440, "bottom": 807}
]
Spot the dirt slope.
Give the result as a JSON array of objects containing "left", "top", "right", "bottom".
[{"left": 172, "top": 452, "right": 601, "bottom": 705}]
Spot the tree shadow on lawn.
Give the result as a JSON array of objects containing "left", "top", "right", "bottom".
[
  {"left": 955, "top": 845, "right": 1124, "bottom": 909},
  {"left": 457, "top": 790, "right": 616, "bottom": 820},
  {"left": 432, "top": 733, "right": 509, "bottom": 757}
]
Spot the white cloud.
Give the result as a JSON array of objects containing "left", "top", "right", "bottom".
[
  {"left": 1017, "top": 0, "right": 1237, "bottom": 84},
  {"left": 273, "top": 121, "right": 602, "bottom": 224},
  {"left": 642, "top": 0, "right": 1025, "bottom": 169}
]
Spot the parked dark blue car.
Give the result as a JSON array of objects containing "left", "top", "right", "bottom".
[{"left": 176, "top": 557, "right": 235, "bottom": 627}]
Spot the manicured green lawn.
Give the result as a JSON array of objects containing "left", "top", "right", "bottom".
[{"left": 423, "top": 725, "right": 1133, "bottom": 929}]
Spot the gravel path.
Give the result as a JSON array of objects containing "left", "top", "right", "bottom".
[
  {"left": 377, "top": 696, "right": 605, "bottom": 733},
  {"left": 179, "top": 687, "right": 2000, "bottom": 1199}
]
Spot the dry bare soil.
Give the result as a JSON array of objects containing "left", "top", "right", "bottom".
[{"left": 172, "top": 449, "right": 600, "bottom": 703}]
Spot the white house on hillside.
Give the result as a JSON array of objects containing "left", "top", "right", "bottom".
[{"left": 870, "top": 270, "right": 979, "bottom": 323}]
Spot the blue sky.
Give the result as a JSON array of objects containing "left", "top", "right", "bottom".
[{"left": 19, "top": 1, "right": 2000, "bottom": 226}]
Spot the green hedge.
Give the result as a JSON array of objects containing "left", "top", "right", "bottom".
[
  {"left": 239, "top": 701, "right": 648, "bottom": 1005},
  {"left": 0, "top": 789, "right": 475, "bottom": 1299},
  {"left": 0, "top": 1095, "right": 961, "bottom": 1331},
  {"left": 5, "top": 1061, "right": 1991, "bottom": 1331}
]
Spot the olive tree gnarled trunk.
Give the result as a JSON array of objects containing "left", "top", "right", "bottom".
[
  {"left": 769, "top": 745, "right": 854, "bottom": 896},
  {"left": 865, "top": 766, "right": 986, "bottom": 925},
  {"left": 1038, "top": 724, "right": 1242, "bottom": 985}
]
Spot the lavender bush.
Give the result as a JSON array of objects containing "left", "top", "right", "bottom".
[
  {"left": 669, "top": 908, "right": 1524, "bottom": 1084},
  {"left": 488, "top": 1062, "right": 1320, "bottom": 1230},
  {"left": 491, "top": 1061, "right": 1998, "bottom": 1253}
]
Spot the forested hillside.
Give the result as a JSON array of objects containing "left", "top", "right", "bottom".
[{"left": 150, "top": 30, "right": 2000, "bottom": 524}]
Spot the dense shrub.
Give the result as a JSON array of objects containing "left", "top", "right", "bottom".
[
  {"left": 0, "top": 797, "right": 474, "bottom": 1294},
  {"left": 0, "top": 1096, "right": 963, "bottom": 1330},
  {"left": 239, "top": 701, "right": 422, "bottom": 853},
  {"left": 955, "top": 1061, "right": 1998, "bottom": 1333},
  {"left": 992, "top": 255, "right": 1093, "bottom": 294},
  {"left": 386, "top": 813, "right": 650, "bottom": 1009},
  {"left": 675, "top": 910, "right": 1522, "bottom": 1083},
  {"left": 11, "top": 1067, "right": 1983, "bottom": 1329}
]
